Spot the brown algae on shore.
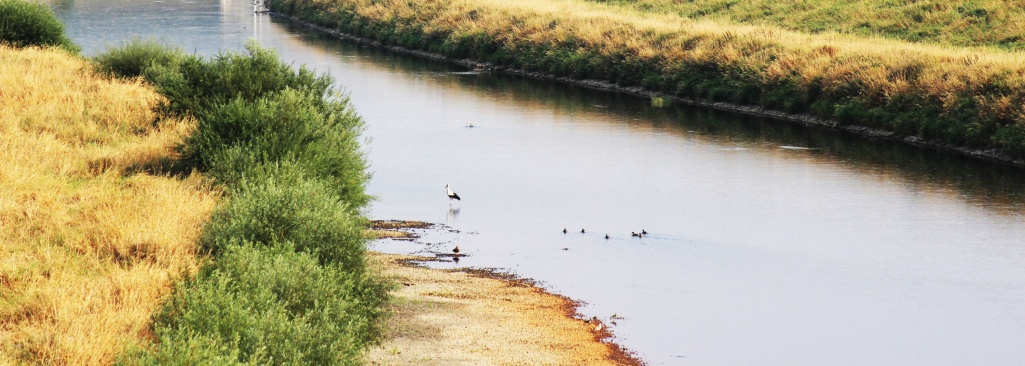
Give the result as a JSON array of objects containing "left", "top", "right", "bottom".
[{"left": 368, "top": 220, "right": 433, "bottom": 239}]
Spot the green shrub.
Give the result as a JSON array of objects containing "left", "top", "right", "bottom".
[
  {"left": 93, "top": 38, "right": 184, "bottom": 78},
  {"left": 143, "top": 41, "right": 333, "bottom": 116},
  {"left": 110, "top": 40, "right": 385, "bottom": 364},
  {"left": 202, "top": 166, "right": 369, "bottom": 272},
  {"left": 125, "top": 243, "right": 387, "bottom": 365},
  {"left": 0, "top": 0, "right": 78, "bottom": 52},
  {"left": 185, "top": 89, "right": 370, "bottom": 207}
]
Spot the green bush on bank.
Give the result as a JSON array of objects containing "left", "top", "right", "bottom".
[
  {"left": 144, "top": 42, "right": 333, "bottom": 116},
  {"left": 188, "top": 89, "right": 370, "bottom": 208},
  {"left": 132, "top": 243, "right": 385, "bottom": 365},
  {"left": 94, "top": 40, "right": 370, "bottom": 206},
  {"left": 0, "top": 0, "right": 78, "bottom": 52},
  {"left": 202, "top": 164, "right": 368, "bottom": 271},
  {"left": 98, "top": 41, "right": 387, "bottom": 365}
]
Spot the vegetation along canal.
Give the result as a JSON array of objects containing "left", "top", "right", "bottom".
[{"left": 54, "top": 0, "right": 1025, "bottom": 364}]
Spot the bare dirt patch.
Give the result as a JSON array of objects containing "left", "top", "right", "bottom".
[{"left": 367, "top": 253, "right": 642, "bottom": 366}]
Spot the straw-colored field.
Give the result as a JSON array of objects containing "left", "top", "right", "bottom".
[
  {"left": 589, "top": 0, "right": 1025, "bottom": 50},
  {"left": 0, "top": 45, "right": 219, "bottom": 364},
  {"left": 272, "top": 0, "right": 1025, "bottom": 160}
]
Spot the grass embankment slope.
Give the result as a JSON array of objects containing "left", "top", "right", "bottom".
[
  {"left": 0, "top": 45, "right": 218, "bottom": 364},
  {"left": 587, "top": 0, "right": 1025, "bottom": 51},
  {"left": 269, "top": 0, "right": 1025, "bottom": 163}
]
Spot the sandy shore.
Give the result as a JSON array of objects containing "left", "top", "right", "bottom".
[{"left": 366, "top": 252, "right": 642, "bottom": 365}]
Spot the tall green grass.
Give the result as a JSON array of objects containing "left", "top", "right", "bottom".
[
  {"left": 93, "top": 38, "right": 185, "bottom": 78},
  {"left": 0, "top": 0, "right": 78, "bottom": 52},
  {"left": 97, "top": 40, "right": 387, "bottom": 365}
]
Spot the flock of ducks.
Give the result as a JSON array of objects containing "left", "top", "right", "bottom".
[
  {"left": 564, "top": 228, "right": 648, "bottom": 239},
  {"left": 445, "top": 184, "right": 653, "bottom": 257}
]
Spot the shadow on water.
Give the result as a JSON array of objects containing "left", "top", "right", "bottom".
[{"left": 282, "top": 20, "right": 1025, "bottom": 217}]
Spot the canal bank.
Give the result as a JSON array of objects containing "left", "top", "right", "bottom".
[
  {"left": 265, "top": 0, "right": 1025, "bottom": 167},
  {"left": 367, "top": 221, "right": 641, "bottom": 365}
]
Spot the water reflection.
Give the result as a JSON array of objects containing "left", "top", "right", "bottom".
[
  {"left": 451, "top": 75, "right": 1025, "bottom": 216},
  {"left": 446, "top": 206, "right": 460, "bottom": 226},
  {"left": 294, "top": 32, "right": 1025, "bottom": 216}
]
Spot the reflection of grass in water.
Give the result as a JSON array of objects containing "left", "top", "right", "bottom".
[
  {"left": 419, "top": 64, "right": 1025, "bottom": 210},
  {"left": 436, "top": 67, "right": 1025, "bottom": 208},
  {"left": 650, "top": 96, "right": 667, "bottom": 108},
  {"left": 667, "top": 106, "right": 1025, "bottom": 210}
]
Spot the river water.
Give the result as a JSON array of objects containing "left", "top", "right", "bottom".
[{"left": 52, "top": 0, "right": 1025, "bottom": 364}]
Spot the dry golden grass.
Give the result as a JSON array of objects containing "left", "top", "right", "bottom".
[
  {"left": 346, "top": 0, "right": 1025, "bottom": 98},
  {"left": 587, "top": 0, "right": 1025, "bottom": 51},
  {"left": 0, "top": 45, "right": 219, "bottom": 365}
]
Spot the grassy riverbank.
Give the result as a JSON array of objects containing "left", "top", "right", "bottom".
[
  {"left": 0, "top": 44, "right": 219, "bottom": 364},
  {"left": 268, "top": 0, "right": 1025, "bottom": 162}
]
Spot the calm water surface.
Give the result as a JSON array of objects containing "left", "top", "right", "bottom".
[{"left": 54, "top": 1, "right": 1025, "bottom": 364}]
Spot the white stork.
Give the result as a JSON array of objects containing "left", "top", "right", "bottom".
[{"left": 446, "top": 184, "right": 461, "bottom": 201}]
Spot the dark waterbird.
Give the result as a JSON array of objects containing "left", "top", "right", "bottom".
[
  {"left": 563, "top": 228, "right": 567, "bottom": 234},
  {"left": 581, "top": 228, "right": 586, "bottom": 233},
  {"left": 452, "top": 246, "right": 460, "bottom": 254}
]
